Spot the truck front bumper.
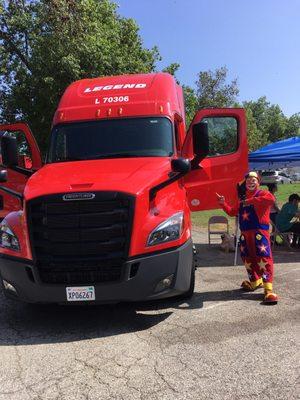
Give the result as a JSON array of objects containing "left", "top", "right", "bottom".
[{"left": 0, "top": 240, "right": 193, "bottom": 304}]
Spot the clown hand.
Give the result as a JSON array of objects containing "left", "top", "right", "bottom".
[{"left": 216, "top": 193, "right": 225, "bottom": 205}]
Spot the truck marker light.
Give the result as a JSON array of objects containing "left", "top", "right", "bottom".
[
  {"left": 96, "top": 109, "right": 101, "bottom": 117},
  {"left": 18, "top": 210, "right": 24, "bottom": 224},
  {"left": 59, "top": 112, "right": 64, "bottom": 120},
  {"left": 159, "top": 106, "right": 164, "bottom": 113},
  {"left": 107, "top": 108, "right": 112, "bottom": 116},
  {"left": 118, "top": 107, "right": 123, "bottom": 115}
]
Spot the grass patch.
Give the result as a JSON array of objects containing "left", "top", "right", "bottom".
[
  {"left": 191, "top": 182, "right": 300, "bottom": 230},
  {"left": 267, "top": 182, "right": 300, "bottom": 204}
]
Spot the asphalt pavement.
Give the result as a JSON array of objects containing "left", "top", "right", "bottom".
[{"left": 0, "top": 231, "right": 299, "bottom": 400}]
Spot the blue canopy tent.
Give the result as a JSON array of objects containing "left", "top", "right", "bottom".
[{"left": 249, "top": 136, "right": 300, "bottom": 170}]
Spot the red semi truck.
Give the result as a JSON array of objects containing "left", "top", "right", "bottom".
[{"left": 0, "top": 73, "right": 248, "bottom": 303}]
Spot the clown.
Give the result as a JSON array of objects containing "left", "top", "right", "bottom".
[{"left": 217, "top": 171, "right": 278, "bottom": 304}]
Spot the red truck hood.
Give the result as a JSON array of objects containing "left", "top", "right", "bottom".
[{"left": 24, "top": 158, "right": 171, "bottom": 200}]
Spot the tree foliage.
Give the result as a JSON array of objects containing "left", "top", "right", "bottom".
[
  {"left": 0, "top": 0, "right": 160, "bottom": 151},
  {"left": 182, "top": 85, "right": 198, "bottom": 128},
  {"left": 183, "top": 66, "right": 239, "bottom": 128},
  {"left": 243, "top": 107, "right": 265, "bottom": 151},
  {"left": 162, "top": 62, "right": 180, "bottom": 82},
  {"left": 286, "top": 112, "right": 300, "bottom": 137},
  {"left": 195, "top": 66, "right": 239, "bottom": 109},
  {"left": 243, "top": 97, "right": 299, "bottom": 150}
]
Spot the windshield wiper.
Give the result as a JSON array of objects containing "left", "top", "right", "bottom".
[
  {"left": 52, "top": 153, "right": 167, "bottom": 162},
  {"left": 84, "top": 153, "right": 146, "bottom": 159}
]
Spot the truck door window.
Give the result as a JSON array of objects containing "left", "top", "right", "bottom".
[
  {"left": 0, "top": 129, "right": 33, "bottom": 169},
  {"left": 202, "top": 117, "right": 238, "bottom": 157}
]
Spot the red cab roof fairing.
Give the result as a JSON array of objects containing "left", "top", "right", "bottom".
[{"left": 53, "top": 73, "right": 185, "bottom": 126}]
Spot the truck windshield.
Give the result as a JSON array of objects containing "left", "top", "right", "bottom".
[{"left": 49, "top": 117, "right": 173, "bottom": 162}]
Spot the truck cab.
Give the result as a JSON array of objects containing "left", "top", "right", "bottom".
[{"left": 0, "top": 73, "right": 248, "bottom": 303}]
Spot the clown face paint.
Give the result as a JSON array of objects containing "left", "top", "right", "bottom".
[{"left": 246, "top": 176, "right": 259, "bottom": 192}]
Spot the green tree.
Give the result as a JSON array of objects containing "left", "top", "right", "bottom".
[
  {"left": 182, "top": 66, "right": 239, "bottom": 128},
  {"left": 242, "top": 97, "right": 292, "bottom": 145},
  {"left": 243, "top": 106, "right": 266, "bottom": 151},
  {"left": 264, "top": 104, "right": 287, "bottom": 142},
  {"left": 183, "top": 85, "right": 197, "bottom": 128},
  {"left": 286, "top": 113, "right": 300, "bottom": 137},
  {"left": 162, "top": 62, "right": 180, "bottom": 81},
  {"left": 242, "top": 97, "right": 270, "bottom": 134},
  {"left": 0, "top": 0, "right": 160, "bottom": 151},
  {"left": 195, "top": 66, "right": 239, "bottom": 109}
]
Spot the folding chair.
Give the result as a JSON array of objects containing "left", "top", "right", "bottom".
[
  {"left": 270, "top": 221, "right": 292, "bottom": 249},
  {"left": 208, "top": 216, "right": 229, "bottom": 245}
]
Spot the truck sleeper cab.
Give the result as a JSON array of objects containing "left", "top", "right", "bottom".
[{"left": 0, "top": 73, "right": 248, "bottom": 304}]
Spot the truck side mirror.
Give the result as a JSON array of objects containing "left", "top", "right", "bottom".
[
  {"left": 171, "top": 158, "right": 191, "bottom": 174},
  {"left": 193, "top": 121, "right": 209, "bottom": 159},
  {"left": 191, "top": 122, "right": 209, "bottom": 170},
  {"left": 150, "top": 157, "right": 192, "bottom": 201},
  {"left": 1, "top": 136, "right": 18, "bottom": 167},
  {"left": 0, "top": 170, "right": 8, "bottom": 183}
]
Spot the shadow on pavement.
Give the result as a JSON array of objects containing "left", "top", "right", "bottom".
[
  {"left": 0, "top": 294, "right": 172, "bottom": 347},
  {"left": 0, "top": 285, "right": 267, "bottom": 347},
  {"left": 194, "top": 243, "right": 300, "bottom": 267},
  {"left": 135, "top": 288, "right": 265, "bottom": 312}
]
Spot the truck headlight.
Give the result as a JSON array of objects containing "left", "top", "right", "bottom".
[
  {"left": 0, "top": 223, "right": 20, "bottom": 251},
  {"left": 147, "top": 212, "right": 184, "bottom": 246}
]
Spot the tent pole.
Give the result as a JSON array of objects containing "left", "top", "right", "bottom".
[{"left": 234, "top": 216, "right": 239, "bottom": 266}]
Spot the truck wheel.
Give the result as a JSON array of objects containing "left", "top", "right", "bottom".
[{"left": 177, "top": 266, "right": 195, "bottom": 300}]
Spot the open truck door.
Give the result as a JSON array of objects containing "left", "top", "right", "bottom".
[
  {"left": 182, "top": 108, "right": 248, "bottom": 212},
  {"left": 0, "top": 123, "right": 42, "bottom": 217}
]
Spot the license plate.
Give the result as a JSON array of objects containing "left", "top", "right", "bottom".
[{"left": 66, "top": 286, "right": 95, "bottom": 302}]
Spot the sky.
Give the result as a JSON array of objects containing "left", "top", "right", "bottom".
[{"left": 116, "top": 0, "right": 300, "bottom": 117}]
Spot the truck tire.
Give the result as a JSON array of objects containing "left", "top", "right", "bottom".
[{"left": 177, "top": 266, "right": 195, "bottom": 300}]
